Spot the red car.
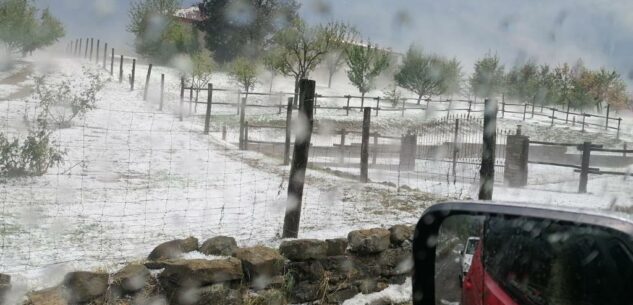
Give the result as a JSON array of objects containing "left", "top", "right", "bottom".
[
  {"left": 461, "top": 240, "right": 518, "bottom": 305},
  {"left": 461, "top": 217, "right": 631, "bottom": 305}
]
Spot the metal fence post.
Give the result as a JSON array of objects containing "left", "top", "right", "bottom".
[
  {"left": 103, "top": 43, "right": 107, "bottom": 68},
  {"left": 130, "top": 59, "right": 136, "bottom": 91},
  {"left": 360, "top": 107, "right": 371, "bottom": 183},
  {"left": 283, "top": 97, "right": 293, "bottom": 165},
  {"left": 119, "top": 55, "right": 123, "bottom": 83},
  {"left": 479, "top": 99, "right": 498, "bottom": 200},
  {"left": 452, "top": 118, "right": 460, "bottom": 183},
  {"left": 179, "top": 77, "right": 185, "bottom": 121},
  {"left": 143, "top": 64, "right": 152, "bottom": 101},
  {"left": 159, "top": 74, "right": 165, "bottom": 111},
  {"left": 605, "top": 104, "right": 610, "bottom": 130},
  {"left": 95, "top": 40, "right": 100, "bottom": 64},
  {"left": 282, "top": 79, "right": 315, "bottom": 238},
  {"left": 578, "top": 141, "right": 591, "bottom": 193}
]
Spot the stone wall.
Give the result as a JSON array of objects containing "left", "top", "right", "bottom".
[{"left": 5, "top": 225, "right": 414, "bottom": 305}]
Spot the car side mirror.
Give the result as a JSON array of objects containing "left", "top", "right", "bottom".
[{"left": 412, "top": 201, "right": 633, "bottom": 305}]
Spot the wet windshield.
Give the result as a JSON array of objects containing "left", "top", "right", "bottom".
[{"left": 0, "top": 0, "right": 631, "bottom": 304}]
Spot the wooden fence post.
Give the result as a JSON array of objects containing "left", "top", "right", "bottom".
[
  {"left": 478, "top": 98, "right": 498, "bottom": 200},
  {"left": 550, "top": 108, "right": 555, "bottom": 126},
  {"left": 338, "top": 129, "right": 347, "bottom": 164},
  {"left": 130, "top": 59, "right": 136, "bottom": 91},
  {"left": 85, "top": 38, "right": 89, "bottom": 58},
  {"left": 501, "top": 97, "right": 505, "bottom": 118},
  {"left": 282, "top": 79, "right": 315, "bottom": 238},
  {"left": 89, "top": 38, "right": 93, "bottom": 61},
  {"left": 452, "top": 118, "right": 460, "bottom": 183},
  {"left": 360, "top": 107, "right": 371, "bottom": 183},
  {"left": 401, "top": 98, "right": 406, "bottom": 117},
  {"left": 578, "top": 141, "right": 591, "bottom": 193},
  {"left": 244, "top": 121, "right": 249, "bottom": 150},
  {"left": 222, "top": 125, "right": 227, "bottom": 140},
  {"left": 159, "top": 74, "right": 165, "bottom": 111},
  {"left": 204, "top": 83, "right": 213, "bottom": 134},
  {"left": 605, "top": 104, "right": 610, "bottom": 130},
  {"left": 110, "top": 48, "right": 114, "bottom": 75},
  {"left": 565, "top": 101, "right": 570, "bottom": 123},
  {"left": 345, "top": 95, "right": 351, "bottom": 116},
  {"left": 617, "top": 118, "right": 621, "bottom": 139},
  {"left": 119, "top": 55, "right": 123, "bottom": 83},
  {"left": 399, "top": 132, "right": 417, "bottom": 171},
  {"left": 179, "top": 77, "right": 185, "bottom": 121},
  {"left": 581, "top": 114, "right": 586, "bottom": 132},
  {"left": 447, "top": 99, "right": 453, "bottom": 119},
  {"left": 283, "top": 97, "right": 293, "bottom": 165},
  {"left": 143, "top": 64, "right": 152, "bottom": 101},
  {"left": 235, "top": 90, "right": 241, "bottom": 115},
  {"left": 624, "top": 143, "right": 627, "bottom": 157},
  {"left": 531, "top": 102, "right": 535, "bottom": 118},
  {"left": 375, "top": 97, "right": 380, "bottom": 116},
  {"left": 522, "top": 103, "right": 527, "bottom": 121},
  {"left": 278, "top": 94, "right": 283, "bottom": 115},
  {"left": 95, "top": 40, "right": 100, "bottom": 64},
  {"left": 467, "top": 100, "right": 472, "bottom": 119},
  {"left": 78, "top": 39, "right": 82, "bottom": 57},
  {"left": 103, "top": 43, "right": 107, "bottom": 68},
  {"left": 239, "top": 97, "right": 247, "bottom": 150}
]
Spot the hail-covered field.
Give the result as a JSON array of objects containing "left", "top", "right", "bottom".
[{"left": 0, "top": 51, "right": 632, "bottom": 297}]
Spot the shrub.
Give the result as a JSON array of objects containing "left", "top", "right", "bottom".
[
  {"left": 0, "top": 120, "right": 64, "bottom": 177},
  {"left": 35, "top": 68, "right": 104, "bottom": 128}
]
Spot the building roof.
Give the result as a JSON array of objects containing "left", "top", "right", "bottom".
[{"left": 174, "top": 6, "right": 206, "bottom": 22}]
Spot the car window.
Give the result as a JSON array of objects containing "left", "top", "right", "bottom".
[{"left": 1, "top": 1, "right": 633, "bottom": 304}]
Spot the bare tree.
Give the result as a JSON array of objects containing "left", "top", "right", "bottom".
[{"left": 267, "top": 20, "right": 354, "bottom": 105}]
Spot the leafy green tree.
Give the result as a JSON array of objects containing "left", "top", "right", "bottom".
[
  {"left": 534, "top": 65, "right": 557, "bottom": 107},
  {"left": 229, "top": 56, "right": 259, "bottom": 98},
  {"left": 469, "top": 53, "right": 505, "bottom": 99},
  {"left": 578, "top": 68, "right": 629, "bottom": 111},
  {"left": 395, "top": 46, "right": 460, "bottom": 104},
  {"left": 267, "top": 20, "right": 354, "bottom": 105},
  {"left": 197, "top": 0, "right": 300, "bottom": 63},
  {"left": 345, "top": 43, "right": 389, "bottom": 107},
  {"left": 438, "top": 58, "right": 463, "bottom": 97},
  {"left": 504, "top": 61, "right": 539, "bottom": 103},
  {"left": 128, "top": 0, "right": 199, "bottom": 63},
  {"left": 187, "top": 50, "right": 215, "bottom": 107},
  {"left": 0, "top": 1, "right": 64, "bottom": 56},
  {"left": 551, "top": 63, "right": 589, "bottom": 110}
]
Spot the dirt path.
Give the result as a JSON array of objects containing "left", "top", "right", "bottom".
[{"left": 1, "top": 62, "right": 35, "bottom": 100}]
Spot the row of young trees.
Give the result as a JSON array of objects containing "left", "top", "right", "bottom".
[
  {"left": 469, "top": 54, "right": 630, "bottom": 111},
  {"left": 127, "top": 0, "right": 631, "bottom": 112},
  {"left": 0, "top": 0, "right": 65, "bottom": 58}
]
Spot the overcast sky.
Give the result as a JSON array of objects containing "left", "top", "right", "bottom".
[{"left": 36, "top": 0, "right": 633, "bottom": 83}]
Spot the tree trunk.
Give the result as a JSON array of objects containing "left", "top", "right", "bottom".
[
  {"left": 194, "top": 90, "right": 199, "bottom": 112},
  {"left": 294, "top": 76, "right": 300, "bottom": 108},
  {"left": 269, "top": 71, "right": 275, "bottom": 93},
  {"left": 417, "top": 94, "right": 422, "bottom": 105},
  {"left": 328, "top": 71, "right": 334, "bottom": 88},
  {"left": 361, "top": 92, "right": 366, "bottom": 110}
]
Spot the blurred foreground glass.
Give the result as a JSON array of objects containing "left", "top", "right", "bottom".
[{"left": 435, "top": 215, "right": 633, "bottom": 305}]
